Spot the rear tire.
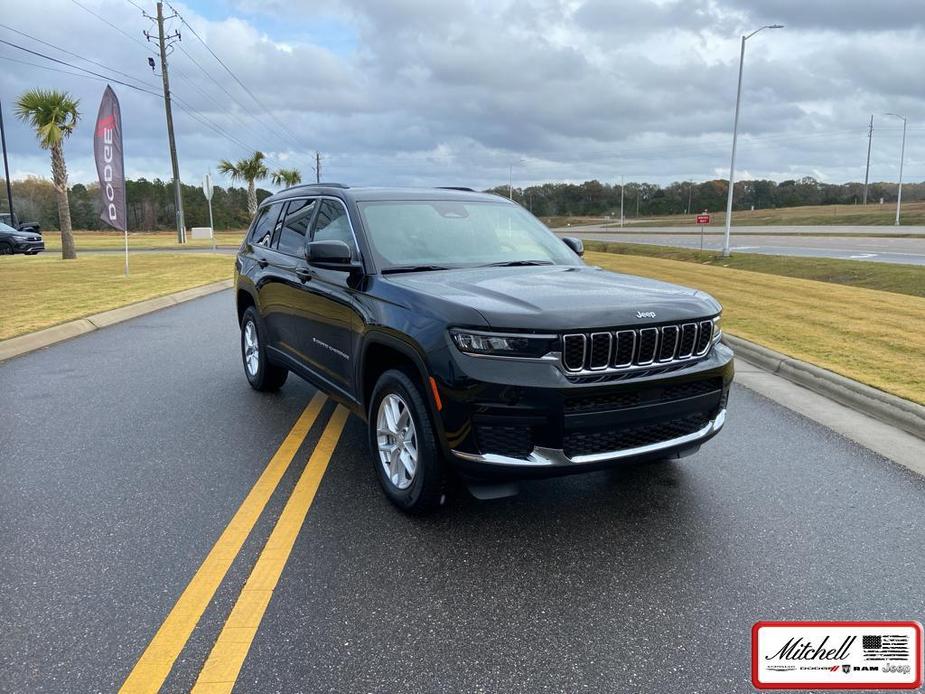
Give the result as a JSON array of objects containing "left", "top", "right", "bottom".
[
  {"left": 240, "top": 306, "right": 288, "bottom": 392},
  {"left": 368, "top": 369, "right": 447, "bottom": 513}
]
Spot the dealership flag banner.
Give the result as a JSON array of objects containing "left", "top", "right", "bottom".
[{"left": 93, "top": 85, "right": 129, "bottom": 273}]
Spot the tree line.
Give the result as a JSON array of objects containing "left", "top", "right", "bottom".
[
  {"left": 6, "top": 87, "right": 302, "bottom": 258},
  {"left": 489, "top": 177, "right": 925, "bottom": 218},
  {"left": 2, "top": 175, "right": 275, "bottom": 232},
  {"left": 6, "top": 174, "right": 924, "bottom": 234}
]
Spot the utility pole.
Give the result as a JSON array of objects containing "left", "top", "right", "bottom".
[
  {"left": 315, "top": 151, "right": 321, "bottom": 183},
  {"left": 883, "top": 113, "right": 906, "bottom": 225},
  {"left": 0, "top": 96, "right": 14, "bottom": 223},
  {"left": 619, "top": 175, "right": 624, "bottom": 227},
  {"left": 862, "top": 115, "right": 873, "bottom": 205},
  {"left": 148, "top": 2, "right": 185, "bottom": 242},
  {"left": 687, "top": 180, "right": 693, "bottom": 214},
  {"left": 636, "top": 186, "right": 640, "bottom": 218}
]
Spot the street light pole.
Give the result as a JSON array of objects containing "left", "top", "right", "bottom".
[
  {"left": 722, "top": 24, "right": 783, "bottom": 257},
  {"left": 884, "top": 112, "right": 906, "bottom": 225},
  {"left": 0, "top": 96, "right": 14, "bottom": 223},
  {"left": 620, "top": 175, "right": 624, "bottom": 227}
]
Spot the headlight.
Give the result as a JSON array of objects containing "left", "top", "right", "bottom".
[
  {"left": 12, "top": 233, "right": 32, "bottom": 240},
  {"left": 450, "top": 329, "right": 557, "bottom": 358},
  {"left": 712, "top": 313, "right": 723, "bottom": 343}
]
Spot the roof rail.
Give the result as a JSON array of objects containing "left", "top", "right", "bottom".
[
  {"left": 435, "top": 186, "right": 475, "bottom": 192},
  {"left": 289, "top": 182, "right": 350, "bottom": 190}
]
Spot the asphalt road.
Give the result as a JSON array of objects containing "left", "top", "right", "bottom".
[
  {"left": 557, "top": 227, "right": 925, "bottom": 265},
  {"left": 2, "top": 291, "right": 924, "bottom": 693}
]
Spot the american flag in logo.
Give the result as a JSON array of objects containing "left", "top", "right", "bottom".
[{"left": 862, "top": 634, "right": 910, "bottom": 660}]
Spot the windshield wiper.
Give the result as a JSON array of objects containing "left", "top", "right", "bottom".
[
  {"left": 484, "top": 259, "right": 555, "bottom": 267},
  {"left": 381, "top": 264, "right": 452, "bottom": 274}
]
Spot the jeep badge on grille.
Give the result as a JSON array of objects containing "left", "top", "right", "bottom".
[{"left": 636, "top": 311, "right": 656, "bottom": 319}]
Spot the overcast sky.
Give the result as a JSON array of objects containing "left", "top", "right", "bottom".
[{"left": 1, "top": 0, "right": 922, "bottom": 191}]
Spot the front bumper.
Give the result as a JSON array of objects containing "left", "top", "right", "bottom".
[
  {"left": 12, "top": 238, "right": 45, "bottom": 254},
  {"left": 453, "top": 409, "right": 725, "bottom": 468},
  {"left": 432, "top": 342, "right": 734, "bottom": 479}
]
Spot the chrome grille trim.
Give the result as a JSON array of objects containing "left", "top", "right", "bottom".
[
  {"left": 636, "top": 327, "right": 659, "bottom": 365},
  {"left": 657, "top": 325, "right": 679, "bottom": 362},
  {"left": 557, "top": 318, "right": 718, "bottom": 375},
  {"left": 677, "top": 323, "right": 697, "bottom": 359},
  {"left": 562, "top": 334, "right": 587, "bottom": 372},
  {"left": 588, "top": 332, "right": 612, "bottom": 370},
  {"left": 613, "top": 330, "right": 636, "bottom": 367},
  {"left": 694, "top": 320, "right": 713, "bottom": 356}
]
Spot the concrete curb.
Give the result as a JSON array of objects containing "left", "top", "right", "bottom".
[
  {"left": 0, "top": 279, "right": 233, "bottom": 362},
  {"left": 723, "top": 333, "right": 925, "bottom": 441}
]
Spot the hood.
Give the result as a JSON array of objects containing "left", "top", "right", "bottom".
[{"left": 384, "top": 265, "right": 719, "bottom": 331}]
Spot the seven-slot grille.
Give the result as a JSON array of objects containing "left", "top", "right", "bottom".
[{"left": 562, "top": 319, "right": 714, "bottom": 372}]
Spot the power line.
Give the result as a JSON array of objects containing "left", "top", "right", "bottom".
[
  {"left": 0, "top": 21, "right": 157, "bottom": 87},
  {"left": 0, "top": 40, "right": 260, "bottom": 156},
  {"left": 0, "top": 53, "right": 119, "bottom": 83},
  {"left": 69, "top": 0, "right": 157, "bottom": 55},
  {"left": 0, "top": 38, "right": 161, "bottom": 96},
  {"left": 170, "top": 44, "right": 289, "bottom": 156},
  {"left": 165, "top": 0, "right": 314, "bottom": 156}
]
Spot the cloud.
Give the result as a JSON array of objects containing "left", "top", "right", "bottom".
[{"left": 0, "top": 0, "right": 921, "bottom": 194}]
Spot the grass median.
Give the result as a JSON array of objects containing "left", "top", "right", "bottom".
[
  {"left": 583, "top": 240, "right": 925, "bottom": 299},
  {"left": 585, "top": 250, "right": 925, "bottom": 405},
  {"left": 0, "top": 253, "right": 232, "bottom": 340},
  {"left": 41, "top": 230, "right": 246, "bottom": 251}
]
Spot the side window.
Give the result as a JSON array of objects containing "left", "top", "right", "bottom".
[
  {"left": 276, "top": 198, "right": 316, "bottom": 256},
  {"left": 312, "top": 199, "right": 357, "bottom": 254},
  {"left": 248, "top": 203, "right": 283, "bottom": 248}
]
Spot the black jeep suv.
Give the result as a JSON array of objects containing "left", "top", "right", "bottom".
[{"left": 234, "top": 184, "right": 733, "bottom": 511}]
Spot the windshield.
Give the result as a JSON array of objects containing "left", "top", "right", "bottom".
[
  {"left": 358, "top": 200, "right": 582, "bottom": 271},
  {"left": 0, "top": 221, "right": 17, "bottom": 233}
]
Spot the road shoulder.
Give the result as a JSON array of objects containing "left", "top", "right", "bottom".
[
  {"left": 734, "top": 356, "right": 925, "bottom": 477},
  {"left": 0, "top": 279, "right": 232, "bottom": 362}
]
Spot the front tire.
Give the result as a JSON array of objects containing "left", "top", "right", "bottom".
[
  {"left": 368, "top": 369, "right": 447, "bottom": 513},
  {"left": 240, "top": 306, "right": 288, "bottom": 391}
]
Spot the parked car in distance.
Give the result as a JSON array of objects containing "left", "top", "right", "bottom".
[
  {"left": 234, "top": 184, "right": 734, "bottom": 512},
  {"left": 0, "top": 212, "right": 41, "bottom": 235},
  {"left": 0, "top": 220, "right": 45, "bottom": 255}
]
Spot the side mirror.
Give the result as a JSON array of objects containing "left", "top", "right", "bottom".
[
  {"left": 562, "top": 236, "right": 584, "bottom": 257},
  {"left": 306, "top": 239, "right": 361, "bottom": 272}
]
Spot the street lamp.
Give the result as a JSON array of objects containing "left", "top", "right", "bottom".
[
  {"left": 883, "top": 112, "right": 907, "bottom": 225},
  {"left": 509, "top": 158, "right": 525, "bottom": 200},
  {"left": 721, "top": 24, "right": 783, "bottom": 257}
]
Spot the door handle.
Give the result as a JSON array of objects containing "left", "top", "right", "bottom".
[
  {"left": 257, "top": 258, "right": 268, "bottom": 269},
  {"left": 296, "top": 268, "right": 312, "bottom": 283}
]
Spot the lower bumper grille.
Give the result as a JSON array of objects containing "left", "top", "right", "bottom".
[
  {"left": 562, "top": 413, "right": 711, "bottom": 458},
  {"left": 564, "top": 378, "right": 723, "bottom": 414},
  {"left": 475, "top": 424, "right": 532, "bottom": 458}
]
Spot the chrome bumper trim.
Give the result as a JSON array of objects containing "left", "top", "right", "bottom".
[{"left": 452, "top": 409, "right": 726, "bottom": 467}]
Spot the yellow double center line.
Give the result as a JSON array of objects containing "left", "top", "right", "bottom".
[{"left": 121, "top": 392, "right": 345, "bottom": 693}]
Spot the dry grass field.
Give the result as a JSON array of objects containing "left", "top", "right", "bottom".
[
  {"left": 586, "top": 250, "right": 925, "bottom": 404},
  {"left": 40, "top": 229, "right": 246, "bottom": 251},
  {"left": 0, "top": 253, "right": 232, "bottom": 340},
  {"left": 613, "top": 201, "right": 925, "bottom": 228}
]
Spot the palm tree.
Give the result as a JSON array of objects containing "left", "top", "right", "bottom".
[
  {"left": 271, "top": 168, "right": 302, "bottom": 188},
  {"left": 15, "top": 89, "right": 80, "bottom": 259},
  {"left": 218, "top": 151, "right": 269, "bottom": 217}
]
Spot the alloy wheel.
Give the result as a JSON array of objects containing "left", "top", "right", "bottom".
[
  {"left": 376, "top": 393, "right": 418, "bottom": 490},
  {"left": 243, "top": 320, "right": 260, "bottom": 376}
]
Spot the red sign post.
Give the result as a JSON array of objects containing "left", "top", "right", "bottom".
[{"left": 696, "top": 212, "right": 711, "bottom": 251}]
